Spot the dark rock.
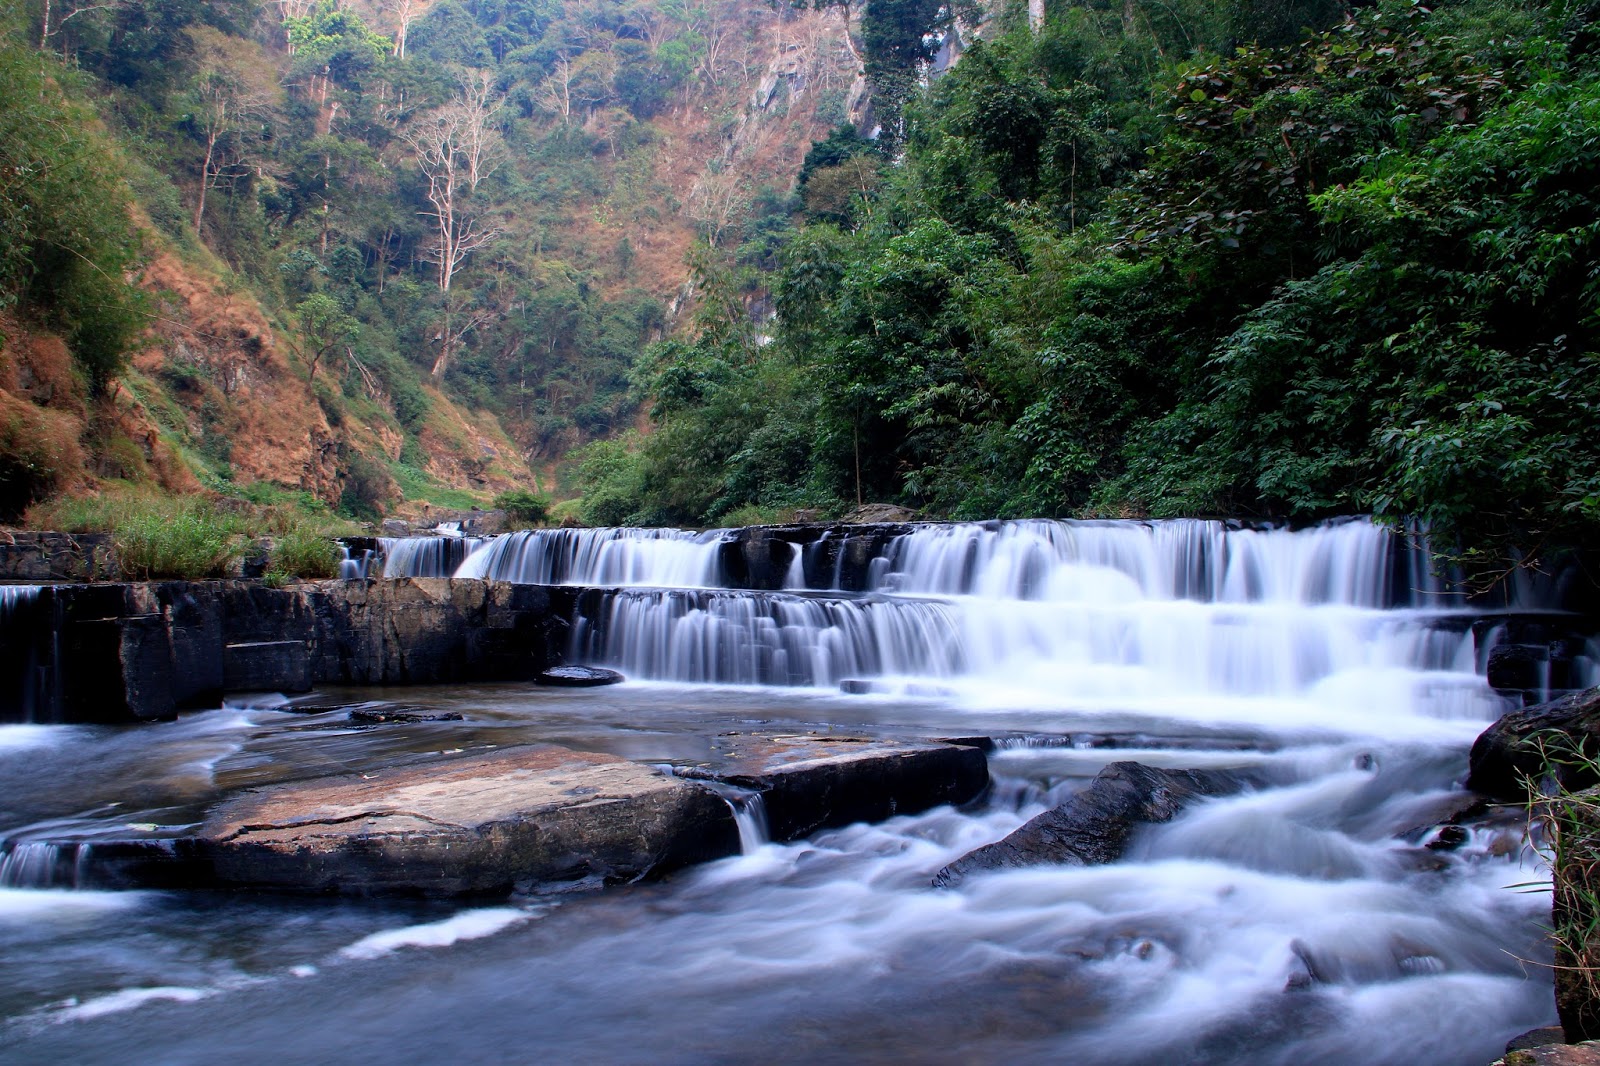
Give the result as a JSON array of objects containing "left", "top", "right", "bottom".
[
  {"left": 1476, "top": 616, "right": 1594, "bottom": 704},
  {"left": 1425, "top": 825, "right": 1470, "bottom": 851},
  {"left": 348, "top": 707, "right": 464, "bottom": 724},
  {"left": 537, "top": 665, "right": 624, "bottom": 687},
  {"left": 1468, "top": 686, "right": 1600, "bottom": 802},
  {"left": 84, "top": 745, "right": 739, "bottom": 897},
  {"left": 60, "top": 614, "right": 176, "bottom": 722},
  {"left": 224, "top": 640, "right": 312, "bottom": 693},
  {"left": 683, "top": 734, "right": 989, "bottom": 842},
  {"left": 933, "top": 761, "right": 1250, "bottom": 887},
  {"left": 0, "top": 531, "right": 117, "bottom": 581},
  {"left": 1489, "top": 643, "right": 1552, "bottom": 692},
  {"left": 3, "top": 578, "right": 577, "bottom": 723},
  {"left": 159, "top": 584, "right": 224, "bottom": 709}
]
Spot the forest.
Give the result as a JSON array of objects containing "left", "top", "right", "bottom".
[
  {"left": 576, "top": 0, "right": 1600, "bottom": 570},
  {"left": 0, "top": 0, "right": 1596, "bottom": 567}
]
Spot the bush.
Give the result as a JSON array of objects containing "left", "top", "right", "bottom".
[
  {"left": 494, "top": 489, "right": 550, "bottom": 527},
  {"left": 266, "top": 525, "right": 341, "bottom": 581},
  {"left": 110, "top": 496, "right": 247, "bottom": 579}
]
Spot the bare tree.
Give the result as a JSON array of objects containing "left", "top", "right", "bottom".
[
  {"left": 386, "top": 0, "right": 427, "bottom": 59},
  {"left": 187, "top": 28, "right": 280, "bottom": 232},
  {"left": 39, "top": 0, "right": 127, "bottom": 51},
  {"left": 534, "top": 54, "right": 577, "bottom": 125},
  {"left": 268, "top": 0, "right": 316, "bottom": 55},
  {"left": 401, "top": 74, "right": 505, "bottom": 376},
  {"left": 688, "top": 163, "right": 750, "bottom": 248}
]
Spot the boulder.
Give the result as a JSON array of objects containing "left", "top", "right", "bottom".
[
  {"left": 683, "top": 734, "right": 989, "bottom": 841},
  {"left": 933, "top": 761, "right": 1250, "bottom": 887},
  {"left": 537, "top": 665, "right": 625, "bottom": 687},
  {"left": 1468, "top": 687, "right": 1600, "bottom": 802},
  {"left": 82, "top": 745, "right": 738, "bottom": 897}
]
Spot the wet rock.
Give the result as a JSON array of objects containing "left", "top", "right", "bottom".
[
  {"left": 347, "top": 706, "right": 464, "bottom": 724},
  {"left": 1468, "top": 686, "right": 1600, "bottom": 802},
  {"left": 933, "top": 761, "right": 1249, "bottom": 887},
  {"left": 90, "top": 745, "right": 739, "bottom": 897},
  {"left": 683, "top": 734, "right": 989, "bottom": 842},
  {"left": 62, "top": 614, "right": 177, "bottom": 722},
  {"left": 1496, "top": 1040, "right": 1600, "bottom": 1065},
  {"left": 537, "top": 665, "right": 624, "bottom": 687}
]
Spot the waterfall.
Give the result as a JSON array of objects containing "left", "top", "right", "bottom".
[
  {"left": 381, "top": 535, "right": 489, "bottom": 578},
  {"left": 455, "top": 528, "right": 727, "bottom": 587},
  {"left": 0, "top": 586, "right": 44, "bottom": 723},
  {"left": 339, "top": 544, "right": 376, "bottom": 579},
  {"left": 0, "top": 840, "right": 82, "bottom": 889},
  {"left": 573, "top": 588, "right": 964, "bottom": 686},
  {"left": 563, "top": 519, "right": 1537, "bottom": 734}
]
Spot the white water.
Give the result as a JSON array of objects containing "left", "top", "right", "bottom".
[
  {"left": 567, "top": 520, "right": 1531, "bottom": 739},
  {"left": 454, "top": 527, "right": 727, "bottom": 586},
  {"left": 380, "top": 535, "right": 489, "bottom": 578},
  {"left": 0, "top": 585, "right": 45, "bottom": 723},
  {"left": 0, "top": 518, "right": 1585, "bottom": 1063}
]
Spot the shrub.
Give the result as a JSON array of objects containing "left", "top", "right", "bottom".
[
  {"left": 266, "top": 525, "right": 341, "bottom": 581},
  {"left": 494, "top": 489, "right": 551, "bottom": 527}
]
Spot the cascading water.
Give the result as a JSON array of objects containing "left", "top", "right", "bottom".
[
  {"left": 0, "top": 586, "right": 44, "bottom": 722},
  {"left": 380, "top": 535, "right": 488, "bottom": 578},
  {"left": 572, "top": 588, "right": 964, "bottom": 687},
  {"left": 0, "top": 518, "right": 1590, "bottom": 1065},
  {"left": 570, "top": 519, "right": 1544, "bottom": 735},
  {"left": 454, "top": 527, "right": 726, "bottom": 587},
  {"left": 337, "top": 545, "right": 376, "bottom": 580}
]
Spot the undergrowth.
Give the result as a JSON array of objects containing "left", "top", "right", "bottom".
[
  {"left": 25, "top": 486, "right": 357, "bottom": 581},
  {"left": 1526, "top": 734, "right": 1600, "bottom": 1042}
]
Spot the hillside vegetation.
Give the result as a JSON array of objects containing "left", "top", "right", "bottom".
[
  {"left": 579, "top": 0, "right": 1600, "bottom": 570},
  {"left": 0, "top": 0, "right": 856, "bottom": 524},
  {"left": 1, "top": 0, "right": 1595, "bottom": 570}
]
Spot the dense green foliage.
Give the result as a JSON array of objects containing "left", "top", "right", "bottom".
[
  {"left": 494, "top": 487, "right": 551, "bottom": 525},
  {"left": 582, "top": 0, "right": 1600, "bottom": 567},
  {"left": 0, "top": 16, "right": 146, "bottom": 394}
]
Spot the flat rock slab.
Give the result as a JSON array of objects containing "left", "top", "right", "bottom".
[
  {"left": 86, "top": 745, "right": 737, "bottom": 897},
  {"left": 684, "top": 733, "right": 989, "bottom": 841},
  {"left": 934, "top": 761, "right": 1250, "bottom": 887},
  {"left": 15, "top": 733, "right": 988, "bottom": 898}
]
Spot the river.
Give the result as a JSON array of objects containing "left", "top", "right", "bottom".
[{"left": 0, "top": 518, "right": 1583, "bottom": 1063}]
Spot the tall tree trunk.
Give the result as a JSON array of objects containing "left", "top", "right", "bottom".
[{"left": 194, "top": 132, "right": 217, "bottom": 231}]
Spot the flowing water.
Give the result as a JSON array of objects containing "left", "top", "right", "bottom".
[{"left": 0, "top": 519, "right": 1592, "bottom": 1064}]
